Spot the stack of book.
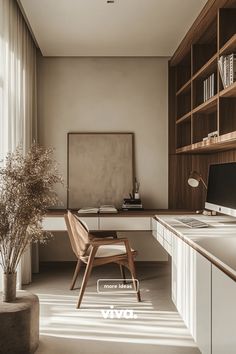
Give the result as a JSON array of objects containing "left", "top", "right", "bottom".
[
  {"left": 122, "top": 198, "right": 143, "bottom": 211},
  {"left": 218, "top": 53, "right": 236, "bottom": 88},
  {"left": 203, "top": 73, "right": 215, "bottom": 102}
]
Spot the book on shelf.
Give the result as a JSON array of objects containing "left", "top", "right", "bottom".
[
  {"left": 78, "top": 205, "right": 118, "bottom": 214},
  {"left": 203, "top": 73, "right": 215, "bottom": 102},
  {"left": 218, "top": 53, "right": 236, "bottom": 88}
]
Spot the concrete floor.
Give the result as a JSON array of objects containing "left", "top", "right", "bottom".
[{"left": 24, "top": 262, "right": 201, "bottom": 354}]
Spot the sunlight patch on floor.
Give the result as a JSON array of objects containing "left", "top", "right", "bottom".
[{"left": 38, "top": 293, "right": 198, "bottom": 348}]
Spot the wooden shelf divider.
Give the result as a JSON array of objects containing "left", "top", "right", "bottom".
[
  {"left": 219, "top": 33, "right": 236, "bottom": 55},
  {"left": 176, "top": 79, "right": 191, "bottom": 96},
  {"left": 192, "top": 95, "right": 218, "bottom": 114},
  {"left": 176, "top": 112, "right": 191, "bottom": 124},
  {"left": 192, "top": 53, "right": 217, "bottom": 81}
]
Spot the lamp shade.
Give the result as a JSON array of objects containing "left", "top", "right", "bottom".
[{"left": 188, "top": 171, "right": 202, "bottom": 188}]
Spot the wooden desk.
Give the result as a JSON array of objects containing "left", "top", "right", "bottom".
[
  {"left": 43, "top": 209, "right": 193, "bottom": 232},
  {"left": 41, "top": 209, "right": 193, "bottom": 263}
]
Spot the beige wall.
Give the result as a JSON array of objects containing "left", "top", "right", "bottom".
[{"left": 37, "top": 56, "right": 169, "bottom": 261}]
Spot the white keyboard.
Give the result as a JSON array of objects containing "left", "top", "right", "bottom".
[{"left": 176, "top": 217, "right": 209, "bottom": 228}]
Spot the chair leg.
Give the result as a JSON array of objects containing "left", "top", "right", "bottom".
[
  {"left": 126, "top": 248, "right": 141, "bottom": 302},
  {"left": 70, "top": 259, "right": 82, "bottom": 290},
  {"left": 129, "top": 257, "right": 141, "bottom": 302},
  {"left": 119, "top": 264, "right": 126, "bottom": 284},
  {"left": 76, "top": 247, "right": 97, "bottom": 309}
]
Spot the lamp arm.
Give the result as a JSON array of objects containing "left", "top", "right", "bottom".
[{"left": 200, "top": 177, "right": 207, "bottom": 190}]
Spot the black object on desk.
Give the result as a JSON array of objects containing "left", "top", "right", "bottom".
[{"left": 122, "top": 198, "right": 143, "bottom": 211}]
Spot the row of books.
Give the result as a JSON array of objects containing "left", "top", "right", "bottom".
[
  {"left": 122, "top": 198, "right": 143, "bottom": 211},
  {"left": 218, "top": 53, "right": 236, "bottom": 88},
  {"left": 203, "top": 73, "right": 215, "bottom": 102},
  {"left": 78, "top": 205, "right": 118, "bottom": 214}
]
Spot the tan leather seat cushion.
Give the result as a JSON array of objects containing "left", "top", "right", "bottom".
[{"left": 88, "top": 244, "right": 135, "bottom": 258}]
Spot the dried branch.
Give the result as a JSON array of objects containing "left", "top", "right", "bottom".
[{"left": 0, "top": 144, "right": 62, "bottom": 274}]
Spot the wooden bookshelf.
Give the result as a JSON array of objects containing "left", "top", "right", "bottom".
[
  {"left": 168, "top": 0, "right": 236, "bottom": 211},
  {"left": 170, "top": 3, "right": 236, "bottom": 154}
]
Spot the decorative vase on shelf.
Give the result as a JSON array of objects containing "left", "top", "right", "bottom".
[{"left": 3, "top": 272, "right": 17, "bottom": 302}]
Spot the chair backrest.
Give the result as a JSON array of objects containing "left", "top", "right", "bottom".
[{"left": 64, "top": 211, "right": 90, "bottom": 258}]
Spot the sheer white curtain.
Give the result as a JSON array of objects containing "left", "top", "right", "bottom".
[{"left": 0, "top": 0, "right": 37, "bottom": 286}]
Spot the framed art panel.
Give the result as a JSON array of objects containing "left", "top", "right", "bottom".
[{"left": 67, "top": 133, "right": 134, "bottom": 209}]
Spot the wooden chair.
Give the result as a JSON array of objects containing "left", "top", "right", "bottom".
[{"left": 64, "top": 210, "right": 141, "bottom": 308}]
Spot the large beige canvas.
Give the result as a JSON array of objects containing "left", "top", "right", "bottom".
[{"left": 68, "top": 133, "right": 134, "bottom": 209}]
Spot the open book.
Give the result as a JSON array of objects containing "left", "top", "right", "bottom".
[{"left": 78, "top": 205, "right": 118, "bottom": 214}]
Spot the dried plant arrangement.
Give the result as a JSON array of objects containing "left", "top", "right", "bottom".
[{"left": 0, "top": 144, "right": 62, "bottom": 301}]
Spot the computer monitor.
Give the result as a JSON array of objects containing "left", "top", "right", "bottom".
[{"left": 205, "top": 162, "right": 236, "bottom": 217}]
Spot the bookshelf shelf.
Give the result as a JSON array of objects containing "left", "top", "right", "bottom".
[
  {"left": 176, "top": 79, "right": 191, "bottom": 96},
  {"left": 176, "top": 131, "right": 236, "bottom": 154},
  {"left": 170, "top": 6, "right": 236, "bottom": 154},
  {"left": 219, "top": 81, "right": 236, "bottom": 98},
  {"left": 192, "top": 53, "right": 217, "bottom": 81},
  {"left": 192, "top": 95, "right": 218, "bottom": 114},
  {"left": 176, "top": 112, "right": 191, "bottom": 124},
  {"left": 220, "top": 34, "right": 236, "bottom": 55}
]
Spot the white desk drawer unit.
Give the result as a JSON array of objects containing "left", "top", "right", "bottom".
[
  {"left": 99, "top": 216, "right": 151, "bottom": 231},
  {"left": 152, "top": 218, "right": 172, "bottom": 256}
]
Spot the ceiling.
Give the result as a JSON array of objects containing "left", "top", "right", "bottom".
[{"left": 19, "top": 0, "right": 208, "bottom": 57}]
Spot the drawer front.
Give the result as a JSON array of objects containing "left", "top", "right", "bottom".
[
  {"left": 42, "top": 216, "right": 67, "bottom": 231},
  {"left": 78, "top": 217, "right": 99, "bottom": 231},
  {"left": 156, "top": 221, "right": 164, "bottom": 236},
  {"left": 151, "top": 217, "right": 157, "bottom": 232},
  {"left": 164, "top": 239, "right": 172, "bottom": 256},
  {"left": 152, "top": 219, "right": 166, "bottom": 247},
  {"left": 164, "top": 228, "right": 172, "bottom": 245},
  {"left": 152, "top": 230, "right": 158, "bottom": 241},
  {"left": 42, "top": 216, "right": 99, "bottom": 231},
  {"left": 157, "top": 232, "right": 164, "bottom": 246},
  {"left": 100, "top": 217, "right": 151, "bottom": 231}
]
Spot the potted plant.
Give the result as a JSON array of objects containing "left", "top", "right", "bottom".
[{"left": 0, "top": 144, "right": 62, "bottom": 302}]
